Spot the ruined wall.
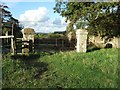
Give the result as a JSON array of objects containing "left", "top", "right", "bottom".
[{"left": 88, "top": 35, "right": 120, "bottom": 48}]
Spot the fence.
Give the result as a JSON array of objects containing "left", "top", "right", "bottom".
[
  {"left": 1, "top": 37, "right": 76, "bottom": 54},
  {"left": 0, "top": 35, "right": 15, "bottom": 54},
  {"left": 1, "top": 37, "right": 34, "bottom": 54},
  {"left": 34, "top": 38, "right": 76, "bottom": 52}
]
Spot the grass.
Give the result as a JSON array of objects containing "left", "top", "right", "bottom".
[{"left": 2, "top": 48, "right": 119, "bottom": 88}]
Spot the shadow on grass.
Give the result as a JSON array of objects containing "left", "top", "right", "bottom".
[
  {"left": 11, "top": 54, "right": 40, "bottom": 61},
  {"left": 87, "top": 42, "right": 101, "bottom": 53},
  {"left": 10, "top": 53, "right": 49, "bottom": 79},
  {"left": 87, "top": 47, "right": 101, "bottom": 52}
]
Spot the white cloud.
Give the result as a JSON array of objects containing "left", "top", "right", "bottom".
[
  {"left": 53, "top": 18, "right": 61, "bottom": 25},
  {"left": 19, "top": 7, "right": 49, "bottom": 22},
  {"left": 19, "top": 7, "right": 68, "bottom": 33}
]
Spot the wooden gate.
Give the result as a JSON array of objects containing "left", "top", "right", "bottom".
[{"left": 15, "top": 38, "right": 34, "bottom": 54}]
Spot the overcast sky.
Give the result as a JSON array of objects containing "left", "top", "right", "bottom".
[{"left": 3, "top": 1, "right": 69, "bottom": 33}]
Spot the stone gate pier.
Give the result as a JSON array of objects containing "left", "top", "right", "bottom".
[
  {"left": 76, "top": 29, "right": 88, "bottom": 52},
  {"left": 22, "top": 28, "right": 35, "bottom": 54}
]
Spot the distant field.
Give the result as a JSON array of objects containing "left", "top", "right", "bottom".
[{"left": 2, "top": 48, "right": 119, "bottom": 88}]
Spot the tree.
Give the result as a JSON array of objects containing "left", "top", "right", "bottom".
[
  {"left": 0, "top": 2, "right": 23, "bottom": 47},
  {"left": 0, "top": 3, "right": 11, "bottom": 36},
  {"left": 54, "top": 1, "right": 120, "bottom": 37},
  {"left": 54, "top": 2, "right": 95, "bottom": 31},
  {"left": 88, "top": 11, "right": 120, "bottom": 37},
  {"left": 0, "top": 3, "right": 12, "bottom": 22},
  {"left": 0, "top": 2, "right": 22, "bottom": 37}
]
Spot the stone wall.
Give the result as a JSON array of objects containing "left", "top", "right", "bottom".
[{"left": 88, "top": 35, "right": 120, "bottom": 48}]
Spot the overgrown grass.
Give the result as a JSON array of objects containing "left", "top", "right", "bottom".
[{"left": 2, "top": 48, "right": 119, "bottom": 88}]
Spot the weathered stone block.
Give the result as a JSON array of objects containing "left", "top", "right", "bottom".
[{"left": 76, "top": 29, "right": 88, "bottom": 52}]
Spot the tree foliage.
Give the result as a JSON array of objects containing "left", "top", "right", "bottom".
[
  {"left": 54, "top": 1, "right": 120, "bottom": 37},
  {"left": 0, "top": 2, "right": 23, "bottom": 37},
  {"left": 88, "top": 11, "right": 120, "bottom": 37}
]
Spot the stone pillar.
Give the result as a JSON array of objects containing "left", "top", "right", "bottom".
[
  {"left": 22, "top": 28, "right": 35, "bottom": 54},
  {"left": 76, "top": 29, "right": 88, "bottom": 52}
]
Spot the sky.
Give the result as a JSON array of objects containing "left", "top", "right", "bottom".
[
  {"left": 2, "top": 0, "right": 118, "bottom": 33},
  {"left": 3, "top": 1, "right": 69, "bottom": 33}
]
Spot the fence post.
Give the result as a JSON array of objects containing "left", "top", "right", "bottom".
[
  {"left": 11, "top": 23, "right": 15, "bottom": 55},
  {"left": 29, "top": 40, "right": 32, "bottom": 53},
  {"left": 62, "top": 39, "right": 64, "bottom": 50},
  {"left": 56, "top": 38, "right": 57, "bottom": 47},
  {"left": 11, "top": 37, "right": 15, "bottom": 55}
]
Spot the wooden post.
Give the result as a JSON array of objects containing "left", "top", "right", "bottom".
[
  {"left": 56, "top": 38, "right": 57, "bottom": 47},
  {"left": 11, "top": 23, "right": 15, "bottom": 55},
  {"left": 12, "top": 23, "right": 14, "bottom": 36},
  {"left": 5, "top": 31, "right": 9, "bottom": 44},
  {"left": 29, "top": 40, "right": 32, "bottom": 53},
  {"left": 11, "top": 37, "right": 14, "bottom": 55},
  {"left": 62, "top": 39, "right": 64, "bottom": 50},
  {"left": 0, "top": 37, "right": 2, "bottom": 60}
]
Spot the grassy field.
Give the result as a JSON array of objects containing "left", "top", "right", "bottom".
[{"left": 2, "top": 48, "right": 119, "bottom": 88}]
